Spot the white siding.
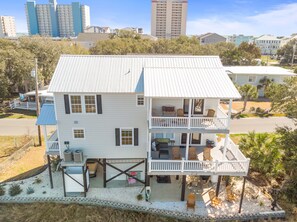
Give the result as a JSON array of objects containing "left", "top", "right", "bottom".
[{"left": 55, "top": 93, "right": 147, "bottom": 159}]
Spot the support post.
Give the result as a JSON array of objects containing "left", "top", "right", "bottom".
[
  {"left": 34, "top": 58, "right": 42, "bottom": 146},
  {"left": 43, "top": 126, "right": 48, "bottom": 151},
  {"left": 149, "top": 98, "right": 152, "bottom": 129},
  {"left": 181, "top": 175, "right": 186, "bottom": 201},
  {"left": 223, "top": 134, "right": 229, "bottom": 160},
  {"left": 148, "top": 132, "right": 152, "bottom": 160},
  {"left": 61, "top": 167, "right": 66, "bottom": 197},
  {"left": 47, "top": 154, "right": 53, "bottom": 189},
  {"left": 103, "top": 158, "right": 107, "bottom": 188},
  {"left": 216, "top": 176, "right": 222, "bottom": 197},
  {"left": 144, "top": 158, "right": 149, "bottom": 186},
  {"left": 187, "top": 99, "right": 192, "bottom": 129},
  {"left": 82, "top": 166, "right": 87, "bottom": 197},
  {"left": 185, "top": 133, "right": 190, "bottom": 160},
  {"left": 239, "top": 177, "right": 246, "bottom": 213}
]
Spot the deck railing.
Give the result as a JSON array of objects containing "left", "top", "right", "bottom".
[
  {"left": 10, "top": 100, "right": 37, "bottom": 110},
  {"left": 150, "top": 116, "right": 228, "bottom": 129},
  {"left": 149, "top": 158, "right": 249, "bottom": 175},
  {"left": 47, "top": 130, "right": 59, "bottom": 153}
]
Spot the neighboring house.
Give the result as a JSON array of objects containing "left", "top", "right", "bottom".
[
  {"left": 84, "top": 26, "right": 111, "bottom": 33},
  {"left": 197, "top": 33, "right": 226, "bottom": 45},
  {"left": 225, "top": 34, "right": 253, "bottom": 46},
  {"left": 37, "top": 55, "right": 250, "bottom": 200},
  {"left": 225, "top": 66, "right": 296, "bottom": 96},
  {"left": 253, "top": 35, "right": 282, "bottom": 55}
]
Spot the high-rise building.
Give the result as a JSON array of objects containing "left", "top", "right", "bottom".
[
  {"left": 0, "top": 16, "right": 17, "bottom": 37},
  {"left": 25, "top": 0, "right": 90, "bottom": 37},
  {"left": 151, "top": 0, "right": 187, "bottom": 39}
]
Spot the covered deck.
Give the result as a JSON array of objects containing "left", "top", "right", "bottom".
[{"left": 148, "top": 138, "right": 250, "bottom": 177}]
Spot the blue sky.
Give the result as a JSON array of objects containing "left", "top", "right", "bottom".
[{"left": 1, "top": 0, "right": 297, "bottom": 36}]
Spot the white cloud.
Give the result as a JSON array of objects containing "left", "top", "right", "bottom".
[{"left": 187, "top": 3, "right": 297, "bottom": 36}]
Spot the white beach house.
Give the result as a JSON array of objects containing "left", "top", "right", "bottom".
[{"left": 37, "top": 55, "right": 250, "bottom": 200}]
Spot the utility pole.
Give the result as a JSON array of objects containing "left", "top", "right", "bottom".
[
  {"left": 34, "top": 58, "right": 42, "bottom": 146},
  {"left": 291, "top": 43, "right": 296, "bottom": 66}
]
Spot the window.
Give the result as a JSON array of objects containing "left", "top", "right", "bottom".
[
  {"left": 153, "top": 133, "right": 174, "bottom": 140},
  {"left": 70, "top": 95, "right": 82, "bottom": 113},
  {"left": 85, "top": 95, "right": 96, "bottom": 113},
  {"left": 248, "top": 76, "right": 256, "bottom": 83},
  {"left": 121, "top": 128, "right": 133, "bottom": 146},
  {"left": 73, "top": 129, "right": 85, "bottom": 139},
  {"left": 136, "top": 94, "right": 145, "bottom": 106},
  {"left": 181, "top": 133, "right": 201, "bottom": 145}
]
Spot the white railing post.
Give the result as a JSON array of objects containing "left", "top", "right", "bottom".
[
  {"left": 227, "top": 99, "right": 232, "bottom": 128},
  {"left": 215, "top": 160, "right": 219, "bottom": 173},
  {"left": 246, "top": 158, "right": 250, "bottom": 174},
  {"left": 188, "top": 99, "right": 192, "bottom": 129},
  {"left": 14, "top": 100, "right": 17, "bottom": 109},
  {"left": 148, "top": 132, "right": 152, "bottom": 159},
  {"left": 185, "top": 133, "right": 190, "bottom": 160},
  {"left": 26, "top": 102, "right": 29, "bottom": 110},
  {"left": 181, "top": 158, "right": 184, "bottom": 172},
  {"left": 149, "top": 158, "right": 152, "bottom": 173}
]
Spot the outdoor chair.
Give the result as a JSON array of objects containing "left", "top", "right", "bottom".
[
  {"left": 172, "top": 147, "right": 182, "bottom": 160},
  {"left": 177, "top": 108, "right": 184, "bottom": 117},
  {"left": 202, "top": 109, "right": 216, "bottom": 126},
  {"left": 203, "top": 147, "right": 213, "bottom": 161},
  {"left": 206, "top": 109, "right": 216, "bottom": 117},
  {"left": 208, "top": 190, "right": 222, "bottom": 208},
  {"left": 226, "top": 185, "right": 237, "bottom": 202},
  {"left": 186, "top": 193, "right": 196, "bottom": 210},
  {"left": 188, "top": 147, "right": 198, "bottom": 160}
]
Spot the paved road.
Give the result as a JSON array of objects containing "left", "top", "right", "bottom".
[
  {"left": 230, "top": 117, "right": 296, "bottom": 134},
  {"left": 0, "top": 119, "right": 55, "bottom": 136},
  {"left": 0, "top": 117, "right": 295, "bottom": 135}
]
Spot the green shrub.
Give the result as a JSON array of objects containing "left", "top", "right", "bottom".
[
  {"left": 249, "top": 107, "right": 255, "bottom": 112},
  {"left": 136, "top": 193, "right": 143, "bottom": 201},
  {"left": 256, "top": 107, "right": 264, "bottom": 113},
  {"left": 259, "top": 201, "right": 264, "bottom": 207},
  {"left": 0, "top": 185, "right": 5, "bottom": 196},
  {"left": 42, "top": 191, "right": 47, "bottom": 194},
  {"left": 26, "top": 187, "right": 34, "bottom": 195},
  {"left": 9, "top": 184, "right": 22, "bottom": 196}
]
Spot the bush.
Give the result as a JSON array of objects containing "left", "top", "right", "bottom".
[
  {"left": 34, "top": 178, "right": 42, "bottom": 184},
  {"left": 0, "top": 185, "right": 5, "bottom": 196},
  {"left": 136, "top": 193, "right": 143, "bottom": 201},
  {"left": 26, "top": 187, "right": 34, "bottom": 195},
  {"left": 249, "top": 107, "right": 255, "bottom": 112},
  {"left": 256, "top": 107, "right": 265, "bottom": 113},
  {"left": 9, "top": 184, "right": 22, "bottom": 196}
]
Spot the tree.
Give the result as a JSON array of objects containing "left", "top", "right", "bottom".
[
  {"left": 267, "top": 77, "right": 297, "bottom": 120},
  {"left": 238, "top": 84, "right": 258, "bottom": 111},
  {"left": 277, "top": 39, "right": 297, "bottom": 64},
  {"left": 238, "top": 42, "right": 261, "bottom": 65},
  {"left": 239, "top": 132, "right": 284, "bottom": 178}
]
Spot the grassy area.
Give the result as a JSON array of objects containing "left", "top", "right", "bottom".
[
  {"left": 0, "top": 109, "right": 37, "bottom": 119},
  {"left": 261, "top": 55, "right": 278, "bottom": 64},
  {"left": 0, "top": 203, "right": 180, "bottom": 222},
  {"left": 235, "top": 112, "right": 286, "bottom": 119},
  {"left": 218, "top": 133, "right": 246, "bottom": 144},
  {"left": 0, "top": 136, "right": 32, "bottom": 163}
]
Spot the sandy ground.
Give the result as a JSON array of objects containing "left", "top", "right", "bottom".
[
  {"left": 221, "top": 101, "right": 271, "bottom": 112},
  {"left": 0, "top": 145, "right": 46, "bottom": 182}
]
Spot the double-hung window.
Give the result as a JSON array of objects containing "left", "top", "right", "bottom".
[
  {"left": 85, "top": 95, "right": 96, "bottom": 113},
  {"left": 70, "top": 95, "right": 82, "bottom": 113},
  {"left": 121, "top": 128, "right": 133, "bottom": 146}
]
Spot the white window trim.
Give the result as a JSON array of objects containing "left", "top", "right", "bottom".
[
  {"left": 136, "top": 94, "right": 145, "bottom": 107},
  {"left": 69, "top": 94, "right": 97, "bottom": 114},
  {"left": 181, "top": 133, "right": 201, "bottom": 145},
  {"left": 72, "top": 128, "right": 85, "bottom": 140},
  {"left": 120, "top": 127, "right": 134, "bottom": 147},
  {"left": 84, "top": 94, "right": 97, "bottom": 114},
  {"left": 248, "top": 75, "right": 256, "bottom": 83}
]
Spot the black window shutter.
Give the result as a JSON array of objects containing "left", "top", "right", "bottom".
[
  {"left": 115, "top": 128, "right": 120, "bottom": 146},
  {"left": 64, "top": 94, "right": 70, "bottom": 114},
  {"left": 97, "top": 95, "right": 102, "bottom": 114},
  {"left": 134, "top": 128, "right": 139, "bottom": 146}
]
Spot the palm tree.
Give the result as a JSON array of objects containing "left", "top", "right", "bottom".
[{"left": 238, "top": 84, "right": 258, "bottom": 111}]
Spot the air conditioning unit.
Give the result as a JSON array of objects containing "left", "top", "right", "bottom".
[
  {"left": 73, "top": 149, "right": 83, "bottom": 163},
  {"left": 64, "top": 149, "right": 73, "bottom": 162}
]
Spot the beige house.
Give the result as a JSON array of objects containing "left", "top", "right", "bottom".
[{"left": 197, "top": 33, "right": 226, "bottom": 45}]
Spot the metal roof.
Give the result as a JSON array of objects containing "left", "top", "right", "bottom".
[
  {"left": 144, "top": 67, "right": 241, "bottom": 99},
  {"left": 36, "top": 104, "right": 57, "bottom": 125},
  {"left": 224, "top": 66, "right": 296, "bottom": 76},
  {"left": 48, "top": 55, "right": 226, "bottom": 93}
]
